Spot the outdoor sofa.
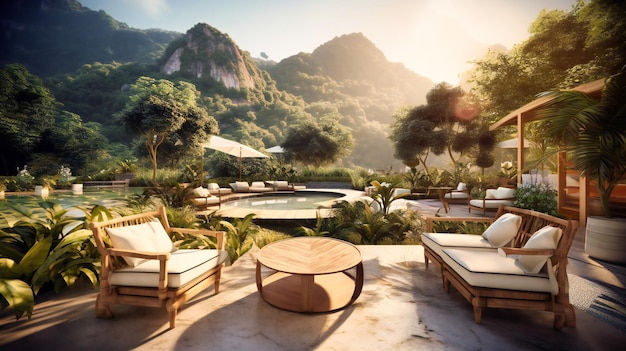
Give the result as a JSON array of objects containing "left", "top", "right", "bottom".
[
  {"left": 421, "top": 205, "right": 579, "bottom": 329},
  {"left": 468, "top": 186, "right": 516, "bottom": 214}
]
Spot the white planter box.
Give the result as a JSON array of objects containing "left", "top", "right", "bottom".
[{"left": 72, "top": 183, "right": 84, "bottom": 194}]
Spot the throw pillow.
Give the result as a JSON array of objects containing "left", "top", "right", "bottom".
[
  {"left": 496, "top": 187, "right": 516, "bottom": 199},
  {"left": 481, "top": 213, "right": 522, "bottom": 247},
  {"left": 457, "top": 182, "right": 467, "bottom": 191},
  {"left": 105, "top": 219, "right": 175, "bottom": 267},
  {"left": 517, "top": 225, "right": 563, "bottom": 273},
  {"left": 485, "top": 189, "right": 498, "bottom": 199}
]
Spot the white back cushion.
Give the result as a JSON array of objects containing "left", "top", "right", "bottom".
[
  {"left": 517, "top": 226, "right": 562, "bottom": 273},
  {"left": 193, "top": 186, "right": 210, "bottom": 197},
  {"left": 481, "top": 213, "right": 522, "bottom": 247},
  {"left": 485, "top": 189, "right": 498, "bottom": 199},
  {"left": 207, "top": 183, "right": 220, "bottom": 190},
  {"left": 496, "top": 187, "right": 516, "bottom": 199},
  {"left": 235, "top": 181, "right": 249, "bottom": 191},
  {"left": 105, "top": 219, "right": 175, "bottom": 267}
]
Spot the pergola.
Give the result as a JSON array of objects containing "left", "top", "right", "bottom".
[{"left": 488, "top": 78, "right": 606, "bottom": 225}]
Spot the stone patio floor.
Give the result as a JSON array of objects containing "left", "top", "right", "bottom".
[{"left": 1, "top": 199, "right": 625, "bottom": 351}]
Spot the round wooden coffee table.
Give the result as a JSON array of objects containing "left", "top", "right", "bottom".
[{"left": 256, "top": 237, "right": 363, "bottom": 313}]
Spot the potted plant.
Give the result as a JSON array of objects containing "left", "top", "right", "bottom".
[
  {"left": 115, "top": 159, "right": 137, "bottom": 182},
  {"left": 537, "top": 66, "right": 626, "bottom": 263}
]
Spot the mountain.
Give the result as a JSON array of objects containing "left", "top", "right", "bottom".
[
  {"left": 0, "top": 0, "right": 180, "bottom": 77},
  {"left": 158, "top": 23, "right": 263, "bottom": 91},
  {"left": 268, "top": 33, "right": 433, "bottom": 124}
]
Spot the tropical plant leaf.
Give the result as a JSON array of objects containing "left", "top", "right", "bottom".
[
  {"left": 0, "top": 278, "right": 34, "bottom": 320},
  {"left": 19, "top": 235, "right": 52, "bottom": 277}
]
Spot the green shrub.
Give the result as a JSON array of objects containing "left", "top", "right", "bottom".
[{"left": 514, "top": 183, "right": 559, "bottom": 216}]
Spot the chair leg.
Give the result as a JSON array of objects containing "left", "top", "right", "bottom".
[
  {"left": 214, "top": 269, "right": 222, "bottom": 294},
  {"left": 95, "top": 290, "right": 114, "bottom": 319},
  {"left": 472, "top": 297, "right": 484, "bottom": 324},
  {"left": 166, "top": 300, "right": 177, "bottom": 329}
]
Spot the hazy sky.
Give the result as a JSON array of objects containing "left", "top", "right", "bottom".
[{"left": 79, "top": 0, "right": 577, "bottom": 85}]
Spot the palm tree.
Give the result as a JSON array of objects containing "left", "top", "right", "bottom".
[{"left": 536, "top": 66, "right": 626, "bottom": 217}]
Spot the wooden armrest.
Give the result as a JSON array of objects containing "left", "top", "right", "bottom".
[
  {"left": 108, "top": 248, "right": 170, "bottom": 260},
  {"left": 426, "top": 216, "right": 495, "bottom": 232},
  {"left": 499, "top": 247, "right": 555, "bottom": 256}
]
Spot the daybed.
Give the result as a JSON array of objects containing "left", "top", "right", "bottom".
[
  {"left": 266, "top": 180, "right": 295, "bottom": 191},
  {"left": 89, "top": 207, "right": 227, "bottom": 329},
  {"left": 188, "top": 186, "right": 221, "bottom": 209},
  {"left": 421, "top": 205, "right": 579, "bottom": 329},
  {"left": 229, "top": 181, "right": 274, "bottom": 193},
  {"left": 206, "top": 182, "right": 232, "bottom": 196},
  {"left": 468, "top": 186, "right": 516, "bottom": 214}
]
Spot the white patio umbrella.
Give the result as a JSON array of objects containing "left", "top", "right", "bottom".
[
  {"left": 203, "top": 135, "right": 269, "bottom": 181},
  {"left": 496, "top": 138, "right": 530, "bottom": 149}
]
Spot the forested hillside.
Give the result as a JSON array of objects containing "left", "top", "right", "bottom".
[
  {"left": 0, "top": 0, "right": 179, "bottom": 77},
  {"left": 1, "top": 0, "right": 434, "bottom": 174}
]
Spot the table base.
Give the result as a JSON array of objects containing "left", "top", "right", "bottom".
[{"left": 260, "top": 272, "right": 357, "bottom": 313}]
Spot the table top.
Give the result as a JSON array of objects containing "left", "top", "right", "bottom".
[{"left": 257, "top": 237, "right": 361, "bottom": 275}]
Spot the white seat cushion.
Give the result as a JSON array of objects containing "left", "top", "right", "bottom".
[
  {"left": 442, "top": 248, "right": 557, "bottom": 294},
  {"left": 481, "top": 213, "right": 522, "bottom": 247},
  {"left": 469, "top": 199, "right": 514, "bottom": 209},
  {"left": 422, "top": 232, "right": 494, "bottom": 260},
  {"left": 191, "top": 196, "right": 220, "bottom": 206},
  {"left": 444, "top": 191, "right": 469, "bottom": 199},
  {"left": 109, "top": 249, "right": 228, "bottom": 288},
  {"left": 105, "top": 219, "right": 176, "bottom": 267}
]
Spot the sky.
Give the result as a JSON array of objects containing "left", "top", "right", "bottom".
[{"left": 79, "top": 0, "right": 577, "bottom": 85}]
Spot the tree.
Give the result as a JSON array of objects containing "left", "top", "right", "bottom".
[
  {"left": 282, "top": 118, "right": 354, "bottom": 168},
  {"left": 117, "top": 77, "right": 218, "bottom": 184},
  {"left": 390, "top": 83, "right": 494, "bottom": 172},
  {"left": 0, "top": 64, "right": 57, "bottom": 175},
  {"left": 36, "top": 111, "right": 108, "bottom": 174}
]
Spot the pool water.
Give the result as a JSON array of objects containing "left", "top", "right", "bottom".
[
  {"left": 221, "top": 192, "right": 343, "bottom": 211},
  {"left": 0, "top": 188, "right": 144, "bottom": 210}
]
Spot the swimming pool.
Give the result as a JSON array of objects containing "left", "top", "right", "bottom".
[{"left": 221, "top": 191, "right": 344, "bottom": 211}]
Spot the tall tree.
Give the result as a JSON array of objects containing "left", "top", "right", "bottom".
[
  {"left": 390, "top": 83, "right": 494, "bottom": 172},
  {"left": 0, "top": 64, "right": 57, "bottom": 175},
  {"left": 117, "top": 77, "right": 218, "bottom": 184},
  {"left": 282, "top": 117, "right": 354, "bottom": 168}
]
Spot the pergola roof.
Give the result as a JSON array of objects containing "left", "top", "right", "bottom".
[{"left": 489, "top": 78, "right": 606, "bottom": 131}]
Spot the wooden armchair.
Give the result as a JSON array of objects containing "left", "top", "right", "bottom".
[{"left": 89, "top": 207, "right": 227, "bottom": 329}]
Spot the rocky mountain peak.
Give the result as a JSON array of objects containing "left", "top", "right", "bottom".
[{"left": 160, "top": 23, "right": 258, "bottom": 90}]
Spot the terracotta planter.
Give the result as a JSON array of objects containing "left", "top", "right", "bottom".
[
  {"left": 585, "top": 216, "right": 626, "bottom": 264},
  {"left": 0, "top": 190, "right": 4, "bottom": 199}
]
